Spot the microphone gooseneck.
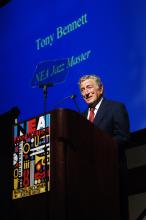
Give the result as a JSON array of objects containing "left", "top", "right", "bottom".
[{"left": 53, "top": 94, "right": 80, "bottom": 113}]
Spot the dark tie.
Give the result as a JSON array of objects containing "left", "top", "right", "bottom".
[{"left": 89, "top": 107, "right": 95, "bottom": 122}]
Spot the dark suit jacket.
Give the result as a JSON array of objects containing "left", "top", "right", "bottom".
[
  {"left": 83, "top": 98, "right": 130, "bottom": 147},
  {"left": 83, "top": 98, "right": 130, "bottom": 220}
]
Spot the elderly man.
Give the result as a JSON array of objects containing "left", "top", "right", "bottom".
[{"left": 78, "top": 74, "right": 130, "bottom": 220}]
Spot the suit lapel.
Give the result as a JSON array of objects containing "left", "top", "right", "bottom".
[
  {"left": 93, "top": 99, "right": 107, "bottom": 126},
  {"left": 83, "top": 99, "right": 109, "bottom": 125}
]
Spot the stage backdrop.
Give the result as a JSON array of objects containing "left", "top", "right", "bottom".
[{"left": 0, "top": 0, "right": 146, "bottom": 132}]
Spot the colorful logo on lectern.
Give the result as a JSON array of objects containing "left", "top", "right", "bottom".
[{"left": 12, "top": 114, "right": 50, "bottom": 199}]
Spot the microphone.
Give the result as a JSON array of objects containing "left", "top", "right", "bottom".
[
  {"left": 53, "top": 94, "right": 80, "bottom": 113},
  {"left": 72, "top": 95, "right": 81, "bottom": 113},
  {"left": 69, "top": 94, "right": 77, "bottom": 99},
  {"left": 54, "top": 94, "right": 76, "bottom": 106}
]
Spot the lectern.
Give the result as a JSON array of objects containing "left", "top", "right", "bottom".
[
  {"left": 49, "top": 108, "right": 120, "bottom": 220},
  {"left": 1, "top": 108, "right": 120, "bottom": 220}
]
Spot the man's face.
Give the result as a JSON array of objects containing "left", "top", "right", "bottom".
[{"left": 80, "top": 79, "right": 103, "bottom": 106}]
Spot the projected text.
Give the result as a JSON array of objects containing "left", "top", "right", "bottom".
[{"left": 35, "top": 13, "right": 88, "bottom": 50}]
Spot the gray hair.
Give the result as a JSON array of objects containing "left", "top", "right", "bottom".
[{"left": 78, "top": 74, "right": 103, "bottom": 88}]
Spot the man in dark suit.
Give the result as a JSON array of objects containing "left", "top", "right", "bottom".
[{"left": 78, "top": 74, "right": 130, "bottom": 220}]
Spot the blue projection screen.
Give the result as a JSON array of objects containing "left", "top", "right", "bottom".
[{"left": 0, "top": 0, "right": 146, "bottom": 132}]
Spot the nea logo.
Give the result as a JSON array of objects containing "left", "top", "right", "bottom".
[{"left": 0, "top": 0, "right": 11, "bottom": 8}]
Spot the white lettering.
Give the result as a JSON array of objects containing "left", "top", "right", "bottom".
[
  {"left": 37, "top": 116, "right": 45, "bottom": 130},
  {"left": 56, "top": 13, "right": 88, "bottom": 39},
  {"left": 36, "top": 33, "right": 54, "bottom": 50}
]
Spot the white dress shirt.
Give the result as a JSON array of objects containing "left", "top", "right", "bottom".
[{"left": 87, "top": 97, "right": 103, "bottom": 120}]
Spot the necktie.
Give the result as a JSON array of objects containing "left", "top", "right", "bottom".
[{"left": 89, "top": 107, "right": 95, "bottom": 122}]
